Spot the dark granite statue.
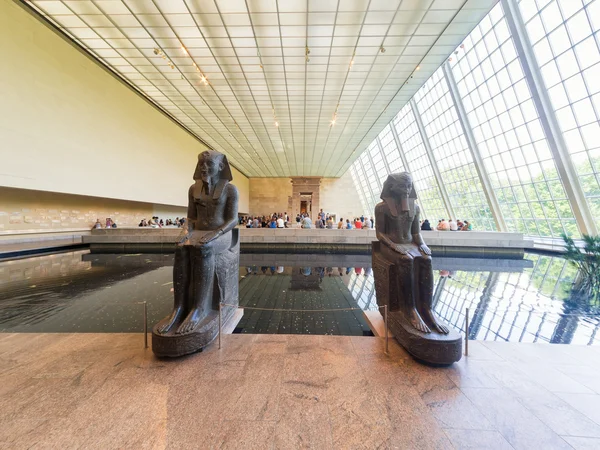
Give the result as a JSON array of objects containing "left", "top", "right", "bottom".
[
  {"left": 372, "top": 172, "right": 462, "bottom": 365},
  {"left": 152, "top": 150, "right": 240, "bottom": 357}
]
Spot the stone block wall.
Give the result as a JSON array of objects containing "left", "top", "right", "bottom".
[
  {"left": 249, "top": 178, "right": 292, "bottom": 216},
  {"left": 320, "top": 171, "right": 366, "bottom": 220},
  {"left": 0, "top": 186, "right": 181, "bottom": 232}
]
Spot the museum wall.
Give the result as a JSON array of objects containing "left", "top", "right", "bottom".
[
  {"left": 0, "top": 1, "right": 249, "bottom": 214},
  {"left": 0, "top": 186, "right": 187, "bottom": 232},
  {"left": 249, "top": 179, "right": 293, "bottom": 216},
  {"left": 320, "top": 171, "right": 366, "bottom": 220},
  {"left": 248, "top": 172, "right": 364, "bottom": 219}
]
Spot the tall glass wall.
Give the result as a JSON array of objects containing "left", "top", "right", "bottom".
[
  {"left": 519, "top": 0, "right": 600, "bottom": 227},
  {"left": 393, "top": 104, "right": 447, "bottom": 221},
  {"left": 350, "top": 0, "right": 600, "bottom": 240},
  {"left": 415, "top": 68, "right": 496, "bottom": 230}
]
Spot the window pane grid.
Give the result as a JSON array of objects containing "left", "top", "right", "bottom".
[
  {"left": 393, "top": 104, "right": 447, "bottom": 221},
  {"left": 520, "top": 0, "right": 600, "bottom": 227},
  {"left": 378, "top": 125, "right": 406, "bottom": 174},
  {"left": 415, "top": 67, "right": 497, "bottom": 230},
  {"left": 450, "top": 2, "right": 579, "bottom": 238}
]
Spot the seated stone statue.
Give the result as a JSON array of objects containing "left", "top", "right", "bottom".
[
  {"left": 373, "top": 172, "right": 461, "bottom": 365},
  {"left": 153, "top": 150, "right": 239, "bottom": 357}
]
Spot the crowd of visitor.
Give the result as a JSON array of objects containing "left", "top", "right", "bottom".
[
  {"left": 95, "top": 213, "right": 473, "bottom": 232},
  {"left": 137, "top": 216, "right": 185, "bottom": 228},
  {"left": 93, "top": 218, "right": 118, "bottom": 229},
  {"left": 240, "top": 212, "right": 290, "bottom": 228},
  {"left": 420, "top": 218, "right": 473, "bottom": 231},
  {"left": 241, "top": 210, "right": 376, "bottom": 230}
]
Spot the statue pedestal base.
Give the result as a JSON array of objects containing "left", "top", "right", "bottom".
[
  {"left": 372, "top": 241, "right": 462, "bottom": 365},
  {"left": 152, "top": 306, "right": 237, "bottom": 358},
  {"left": 386, "top": 311, "right": 462, "bottom": 365}
]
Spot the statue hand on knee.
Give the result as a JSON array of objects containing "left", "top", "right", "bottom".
[
  {"left": 392, "top": 244, "right": 410, "bottom": 255},
  {"left": 418, "top": 244, "right": 431, "bottom": 255}
]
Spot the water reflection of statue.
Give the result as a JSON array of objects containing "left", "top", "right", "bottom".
[
  {"left": 154, "top": 150, "right": 239, "bottom": 341},
  {"left": 374, "top": 173, "right": 448, "bottom": 334}
]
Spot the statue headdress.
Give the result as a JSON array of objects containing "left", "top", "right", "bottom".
[
  {"left": 380, "top": 172, "right": 417, "bottom": 217},
  {"left": 193, "top": 150, "right": 233, "bottom": 200}
]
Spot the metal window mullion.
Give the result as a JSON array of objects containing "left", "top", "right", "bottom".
[
  {"left": 502, "top": 0, "right": 598, "bottom": 236},
  {"left": 366, "top": 144, "right": 383, "bottom": 191},
  {"left": 350, "top": 166, "right": 369, "bottom": 214},
  {"left": 389, "top": 120, "right": 412, "bottom": 173},
  {"left": 389, "top": 120, "right": 429, "bottom": 218},
  {"left": 359, "top": 156, "right": 377, "bottom": 212},
  {"left": 442, "top": 62, "right": 508, "bottom": 232},
  {"left": 375, "top": 136, "right": 392, "bottom": 175},
  {"left": 356, "top": 168, "right": 373, "bottom": 213},
  {"left": 410, "top": 99, "right": 457, "bottom": 219}
]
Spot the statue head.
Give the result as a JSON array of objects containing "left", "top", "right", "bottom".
[
  {"left": 380, "top": 172, "right": 417, "bottom": 216},
  {"left": 381, "top": 172, "right": 417, "bottom": 201},
  {"left": 193, "top": 150, "right": 233, "bottom": 183}
]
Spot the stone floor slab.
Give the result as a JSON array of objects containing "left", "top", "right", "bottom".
[{"left": 0, "top": 332, "right": 599, "bottom": 449}]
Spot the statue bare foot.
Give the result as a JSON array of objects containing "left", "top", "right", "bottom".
[
  {"left": 407, "top": 309, "right": 431, "bottom": 334},
  {"left": 419, "top": 309, "right": 449, "bottom": 334},
  {"left": 176, "top": 309, "right": 202, "bottom": 335},
  {"left": 155, "top": 307, "right": 183, "bottom": 334}
]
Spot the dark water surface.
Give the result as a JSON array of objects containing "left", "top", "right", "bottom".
[{"left": 0, "top": 250, "right": 597, "bottom": 343}]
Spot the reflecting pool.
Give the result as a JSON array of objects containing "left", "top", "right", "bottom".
[{"left": 0, "top": 250, "right": 597, "bottom": 344}]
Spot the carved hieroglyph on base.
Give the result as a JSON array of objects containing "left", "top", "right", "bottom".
[
  {"left": 372, "top": 173, "right": 462, "bottom": 365},
  {"left": 152, "top": 150, "right": 240, "bottom": 358}
]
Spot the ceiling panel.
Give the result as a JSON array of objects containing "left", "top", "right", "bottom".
[{"left": 25, "top": 0, "right": 497, "bottom": 177}]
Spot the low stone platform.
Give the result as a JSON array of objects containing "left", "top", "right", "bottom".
[
  {"left": 83, "top": 228, "right": 534, "bottom": 258},
  {"left": 1, "top": 332, "right": 599, "bottom": 449},
  {"left": 0, "top": 229, "right": 89, "bottom": 260}
]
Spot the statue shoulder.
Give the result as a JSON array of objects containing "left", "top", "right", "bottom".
[
  {"left": 375, "top": 201, "right": 387, "bottom": 214},
  {"left": 224, "top": 182, "right": 239, "bottom": 198}
]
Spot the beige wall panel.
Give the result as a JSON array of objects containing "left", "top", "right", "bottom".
[
  {"left": 0, "top": 1, "right": 248, "bottom": 210},
  {"left": 0, "top": 186, "right": 157, "bottom": 231},
  {"left": 249, "top": 178, "right": 292, "bottom": 216},
  {"left": 320, "top": 171, "right": 366, "bottom": 220},
  {"left": 232, "top": 166, "right": 250, "bottom": 214}
]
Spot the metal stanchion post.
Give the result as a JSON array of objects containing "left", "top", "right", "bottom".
[
  {"left": 218, "top": 302, "right": 222, "bottom": 350},
  {"left": 137, "top": 301, "right": 148, "bottom": 349},
  {"left": 144, "top": 301, "right": 148, "bottom": 349},
  {"left": 465, "top": 307, "right": 469, "bottom": 356},
  {"left": 384, "top": 304, "right": 389, "bottom": 355}
]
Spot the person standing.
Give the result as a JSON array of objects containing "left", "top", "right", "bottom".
[
  {"left": 449, "top": 219, "right": 458, "bottom": 231},
  {"left": 277, "top": 216, "right": 284, "bottom": 228}
]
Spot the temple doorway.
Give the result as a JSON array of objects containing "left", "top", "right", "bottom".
[{"left": 300, "top": 194, "right": 312, "bottom": 216}]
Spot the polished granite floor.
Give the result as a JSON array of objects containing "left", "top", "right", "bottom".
[{"left": 1, "top": 333, "right": 600, "bottom": 449}]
